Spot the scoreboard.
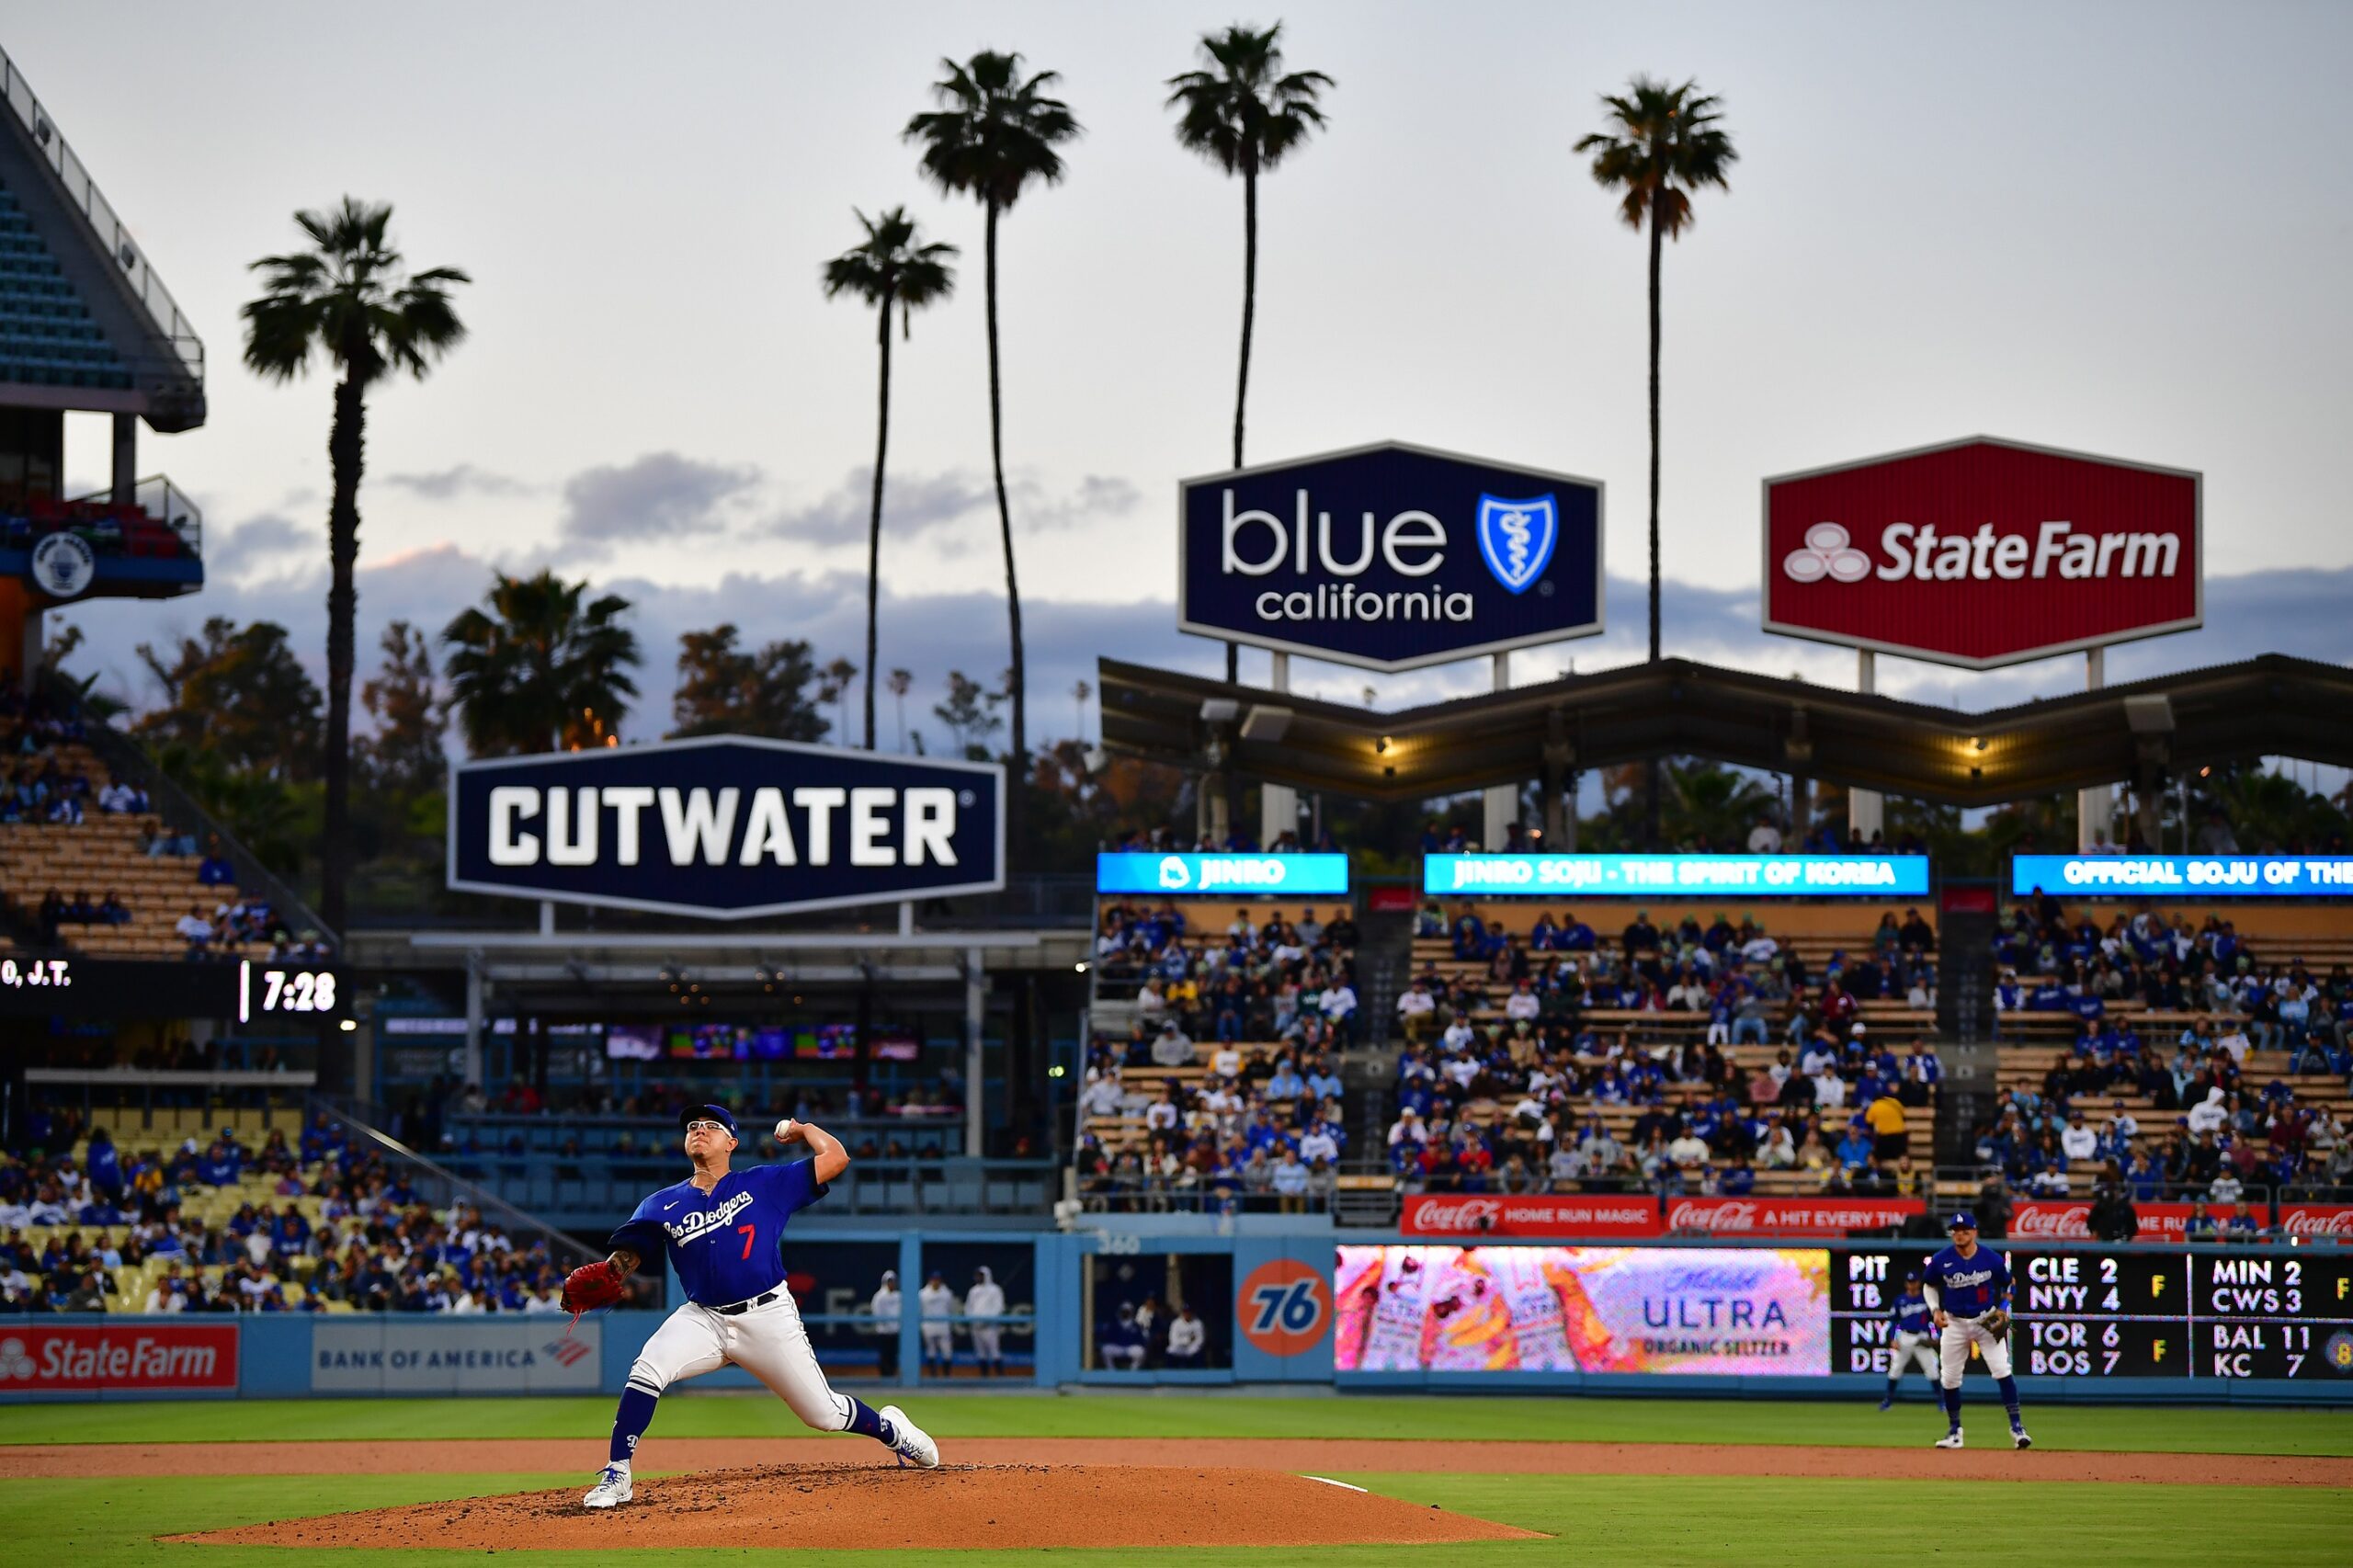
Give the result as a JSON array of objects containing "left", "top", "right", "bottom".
[{"left": 1831, "top": 1245, "right": 2353, "bottom": 1383}]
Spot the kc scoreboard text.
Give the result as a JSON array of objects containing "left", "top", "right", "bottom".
[{"left": 1830, "top": 1245, "right": 2353, "bottom": 1382}]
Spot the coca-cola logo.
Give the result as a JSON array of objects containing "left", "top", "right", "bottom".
[
  {"left": 2011, "top": 1206, "right": 2094, "bottom": 1239},
  {"left": 2281, "top": 1208, "right": 2353, "bottom": 1239},
  {"left": 1412, "top": 1199, "right": 1503, "bottom": 1233},
  {"left": 1669, "top": 1200, "right": 1756, "bottom": 1232}
]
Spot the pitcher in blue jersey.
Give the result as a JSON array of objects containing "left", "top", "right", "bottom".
[
  {"left": 1920, "top": 1211, "right": 2032, "bottom": 1450},
  {"left": 579, "top": 1105, "right": 938, "bottom": 1508}
]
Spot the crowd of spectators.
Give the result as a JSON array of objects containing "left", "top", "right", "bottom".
[
  {"left": 1093, "top": 901, "right": 1361, "bottom": 1047},
  {"left": 0, "top": 1108, "right": 567, "bottom": 1315},
  {"left": 1074, "top": 1031, "right": 1349, "bottom": 1211}
]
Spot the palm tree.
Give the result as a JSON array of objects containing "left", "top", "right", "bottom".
[
  {"left": 824, "top": 208, "right": 957, "bottom": 751},
  {"left": 1577, "top": 79, "right": 1734, "bottom": 848},
  {"left": 888, "top": 667, "right": 914, "bottom": 752},
  {"left": 440, "top": 569, "right": 641, "bottom": 756},
  {"left": 1166, "top": 24, "right": 1333, "bottom": 687},
  {"left": 242, "top": 198, "right": 468, "bottom": 936},
  {"left": 820, "top": 656, "right": 858, "bottom": 742},
  {"left": 906, "top": 51, "right": 1080, "bottom": 846}
]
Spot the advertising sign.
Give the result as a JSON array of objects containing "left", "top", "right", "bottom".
[
  {"left": 1095, "top": 851, "right": 1349, "bottom": 898},
  {"left": 1178, "top": 441, "right": 1603, "bottom": 672},
  {"left": 2278, "top": 1204, "right": 2353, "bottom": 1244},
  {"left": 448, "top": 736, "right": 1003, "bottom": 918},
  {"left": 1665, "top": 1198, "right": 1924, "bottom": 1235},
  {"left": 1762, "top": 437, "right": 2200, "bottom": 668},
  {"left": 2009, "top": 1201, "right": 2210, "bottom": 1244},
  {"left": 1426, "top": 853, "right": 1929, "bottom": 898},
  {"left": 311, "top": 1320, "right": 605, "bottom": 1393},
  {"left": 2011, "top": 855, "right": 2353, "bottom": 898},
  {"left": 1402, "top": 1194, "right": 1663, "bottom": 1239},
  {"left": 0, "top": 1323, "right": 237, "bottom": 1392},
  {"left": 1334, "top": 1245, "right": 1830, "bottom": 1375}
]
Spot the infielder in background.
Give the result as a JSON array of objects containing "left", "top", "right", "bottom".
[
  {"left": 965, "top": 1267, "right": 1006, "bottom": 1376},
  {"left": 1879, "top": 1269, "right": 1938, "bottom": 1411},
  {"left": 1920, "top": 1211, "right": 2031, "bottom": 1450},
  {"left": 917, "top": 1270, "right": 958, "bottom": 1377},
  {"left": 870, "top": 1268, "right": 901, "bottom": 1381},
  {"left": 562, "top": 1105, "right": 938, "bottom": 1509}
]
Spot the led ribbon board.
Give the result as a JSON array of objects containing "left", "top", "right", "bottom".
[{"left": 1426, "top": 854, "right": 1930, "bottom": 898}]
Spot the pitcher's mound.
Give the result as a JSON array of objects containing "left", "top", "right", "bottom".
[{"left": 172, "top": 1462, "right": 1542, "bottom": 1552}]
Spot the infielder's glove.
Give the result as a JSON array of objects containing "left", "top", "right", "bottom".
[
  {"left": 1981, "top": 1307, "right": 2011, "bottom": 1336},
  {"left": 561, "top": 1259, "right": 630, "bottom": 1324}
]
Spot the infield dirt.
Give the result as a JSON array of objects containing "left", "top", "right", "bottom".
[{"left": 169, "top": 1463, "right": 1545, "bottom": 1552}]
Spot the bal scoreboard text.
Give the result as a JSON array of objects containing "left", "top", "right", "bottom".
[{"left": 1832, "top": 1245, "right": 2353, "bottom": 1381}]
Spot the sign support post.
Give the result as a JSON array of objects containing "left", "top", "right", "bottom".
[
  {"left": 1261, "top": 652, "right": 1296, "bottom": 847},
  {"left": 1483, "top": 652, "right": 1514, "bottom": 849},
  {"left": 1847, "top": 649, "right": 1883, "bottom": 845},
  {"left": 964, "top": 946, "right": 985, "bottom": 1159},
  {"left": 2077, "top": 646, "right": 2113, "bottom": 850}
]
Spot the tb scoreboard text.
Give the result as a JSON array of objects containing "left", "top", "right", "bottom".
[{"left": 1831, "top": 1246, "right": 2353, "bottom": 1382}]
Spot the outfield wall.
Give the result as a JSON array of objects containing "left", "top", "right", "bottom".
[{"left": 5, "top": 1231, "right": 2347, "bottom": 1405}]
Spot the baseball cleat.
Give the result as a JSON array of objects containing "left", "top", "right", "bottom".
[
  {"left": 1877, "top": 1397, "right": 1893, "bottom": 1411},
  {"left": 584, "top": 1463, "right": 633, "bottom": 1508},
  {"left": 2013, "top": 1428, "right": 2033, "bottom": 1449},
  {"left": 1935, "top": 1428, "right": 1965, "bottom": 1449},
  {"left": 881, "top": 1404, "right": 939, "bottom": 1470}
]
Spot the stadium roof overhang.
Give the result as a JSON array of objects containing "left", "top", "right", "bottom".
[{"left": 1097, "top": 653, "right": 2353, "bottom": 807}]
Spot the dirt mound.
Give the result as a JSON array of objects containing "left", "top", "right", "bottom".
[{"left": 169, "top": 1462, "right": 1543, "bottom": 1552}]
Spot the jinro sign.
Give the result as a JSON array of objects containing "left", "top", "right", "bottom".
[
  {"left": 0, "top": 1323, "right": 237, "bottom": 1392},
  {"left": 449, "top": 737, "right": 1004, "bottom": 918},
  {"left": 1762, "top": 437, "right": 2200, "bottom": 668},
  {"left": 1178, "top": 441, "right": 1604, "bottom": 672}
]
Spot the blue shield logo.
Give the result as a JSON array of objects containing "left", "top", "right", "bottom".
[{"left": 1476, "top": 494, "right": 1558, "bottom": 595}]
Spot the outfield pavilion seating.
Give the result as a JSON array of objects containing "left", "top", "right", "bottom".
[
  {"left": 0, "top": 178, "right": 131, "bottom": 392},
  {"left": 0, "top": 743, "right": 253, "bottom": 959}
]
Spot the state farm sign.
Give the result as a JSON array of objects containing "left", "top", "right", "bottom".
[
  {"left": 1762, "top": 437, "right": 2200, "bottom": 668},
  {"left": 0, "top": 1324, "right": 238, "bottom": 1393}
]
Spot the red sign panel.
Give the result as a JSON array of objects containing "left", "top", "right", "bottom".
[
  {"left": 1665, "top": 1198, "right": 1922, "bottom": 1235},
  {"left": 0, "top": 1324, "right": 238, "bottom": 1392},
  {"left": 2277, "top": 1204, "right": 2353, "bottom": 1244},
  {"left": 1763, "top": 437, "right": 2200, "bottom": 668},
  {"left": 1402, "top": 1193, "right": 1661, "bottom": 1238},
  {"left": 2010, "top": 1200, "right": 2211, "bottom": 1243}
]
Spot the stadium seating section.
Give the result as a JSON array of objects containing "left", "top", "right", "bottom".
[{"left": 0, "top": 179, "right": 131, "bottom": 392}]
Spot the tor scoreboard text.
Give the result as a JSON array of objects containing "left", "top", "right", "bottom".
[{"left": 1830, "top": 1246, "right": 2353, "bottom": 1382}]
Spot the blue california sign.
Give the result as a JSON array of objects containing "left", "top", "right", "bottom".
[
  {"left": 1177, "top": 441, "right": 1604, "bottom": 672},
  {"left": 448, "top": 737, "right": 1004, "bottom": 918}
]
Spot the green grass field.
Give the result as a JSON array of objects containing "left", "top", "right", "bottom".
[{"left": 2, "top": 1395, "right": 2346, "bottom": 1567}]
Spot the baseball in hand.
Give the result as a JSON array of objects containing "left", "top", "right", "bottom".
[{"left": 775, "top": 1119, "right": 801, "bottom": 1143}]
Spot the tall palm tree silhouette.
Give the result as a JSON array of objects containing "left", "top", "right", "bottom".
[
  {"left": 906, "top": 51, "right": 1079, "bottom": 841},
  {"left": 1166, "top": 22, "right": 1333, "bottom": 687},
  {"left": 824, "top": 208, "right": 957, "bottom": 750},
  {"left": 1577, "top": 77, "right": 1735, "bottom": 846},
  {"left": 242, "top": 199, "right": 468, "bottom": 935}
]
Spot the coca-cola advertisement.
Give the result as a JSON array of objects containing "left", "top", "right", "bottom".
[
  {"left": 2010, "top": 1201, "right": 2206, "bottom": 1243},
  {"left": 0, "top": 1324, "right": 238, "bottom": 1393},
  {"left": 2277, "top": 1205, "right": 2353, "bottom": 1244},
  {"left": 1665, "top": 1198, "right": 1922, "bottom": 1236},
  {"left": 1402, "top": 1194, "right": 1661, "bottom": 1239}
]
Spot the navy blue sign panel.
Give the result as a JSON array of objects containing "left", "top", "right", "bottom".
[
  {"left": 1177, "top": 441, "right": 1605, "bottom": 672},
  {"left": 447, "top": 737, "right": 1004, "bottom": 919}
]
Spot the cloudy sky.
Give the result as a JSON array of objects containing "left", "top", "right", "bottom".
[{"left": 14, "top": 0, "right": 2351, "bottom": 755}]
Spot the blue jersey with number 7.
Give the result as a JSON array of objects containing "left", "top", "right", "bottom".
[{"left": 608, "top": 1161, "right": 828, "bottom": 1308}]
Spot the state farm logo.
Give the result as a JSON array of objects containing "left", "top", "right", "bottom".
[
  {"left": 0, "top": 1337, "right": 31, "bottom": 1380},
  {"left": 2011, "top": 1206, "right": 2093, "bottom": 1239},
  {"left": 1783, "top": 523, "right": 1871, "bottom": 585},
  {"left": 1413, "top": 1198, "right": 1503, "bottom": 1233}
]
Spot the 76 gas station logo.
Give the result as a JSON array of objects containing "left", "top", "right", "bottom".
[{"left": 1238, "top": 1259, "right": 1332, "bottom": 1358}]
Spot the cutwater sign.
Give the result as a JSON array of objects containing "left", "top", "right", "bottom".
[
  {"left": 1178, "top": 441, "right": 1603, "bottom": 672},
  {"left": 1096, "top": 852, "right": 1349, "bottom": 897},
  {"left": 1427, "top": 854, "right": 1931, "bottom": 897},
  {"left": 2012, "top": 855, "right": 2353, "bottom": 898},
  {"left": 449, "top": 737, "right": 1003, "bottom": 919}
]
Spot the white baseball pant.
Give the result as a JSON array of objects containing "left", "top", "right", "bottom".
[
  {"left": 921, "top": 1323, "right": 955, "bottom": 1365},
  {"left": 625, "top": 1290, "right": 857, "bottom": 1433},
  {"left": 1892, "top": 1328, "right": 1938, "bottom": 1380},
  {"left": 972, "top": 1324, "right": 1003, "bottom": 1365},
  {"left": 1938, "top": 1312, "right": 2013, "bottom": 1386}
]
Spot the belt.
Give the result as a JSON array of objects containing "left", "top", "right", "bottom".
[{"left": 713, "top": 1289, "right": 781, "bottom": 1316}]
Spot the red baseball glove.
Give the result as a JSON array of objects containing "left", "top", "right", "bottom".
[{"left": 562, "top": 1258, "right": 630, "bottom": 1325}]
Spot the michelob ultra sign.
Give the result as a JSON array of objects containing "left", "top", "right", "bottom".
[
  {"left": 1178, "top": 441, "right": 1604, "bottom": 672},
  {"left": 448, "top": 737, "right": 1003, "bottom": 918},
  {"left": 1763, "top": 437, "right": 2200, "bottom": 668}
]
